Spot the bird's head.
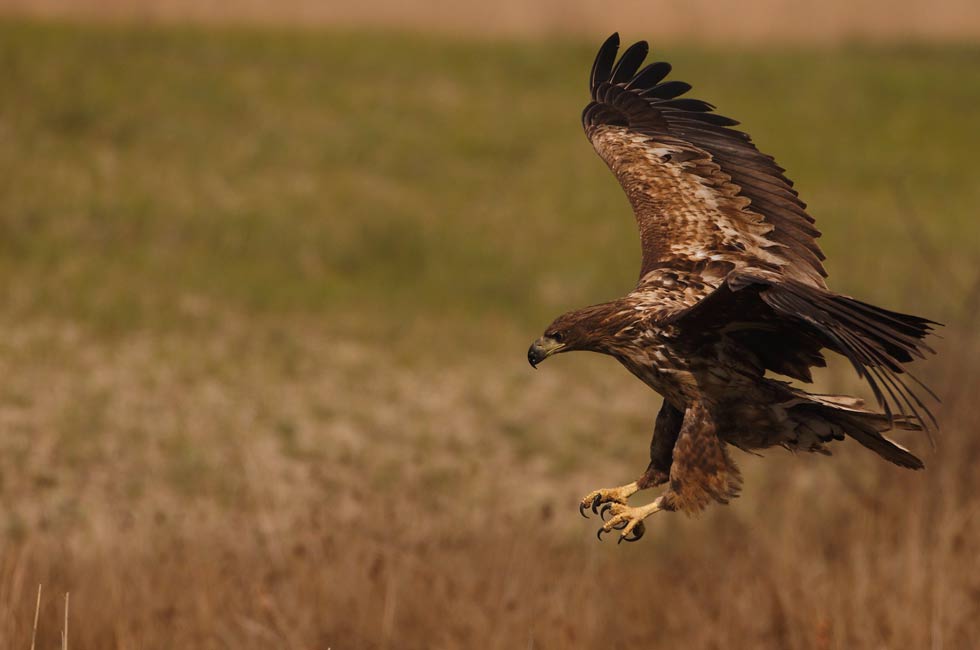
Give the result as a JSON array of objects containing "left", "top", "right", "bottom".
[{"left": 528, "top": 304, "right": 619, "bottom": 368}]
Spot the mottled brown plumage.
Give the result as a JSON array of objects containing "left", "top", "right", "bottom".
[{"left": 528, "top": 33, "right": 939, "bottom": 543}]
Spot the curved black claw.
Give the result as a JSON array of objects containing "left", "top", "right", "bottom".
[
  {"left": 596, "top": 527, "right": 607, "bottom": 541},
  {"left": 579, "top": 502, "right": 589, "bottom": 518},
  {"left": 618, "top": 523, "right": 646, "bottom": 544},
  {"left": 590, "top": 494, "right": 602, "bottom": 515},
  {"left": 599, "top": 503, "right": 613, "bottom": 521},
  {"left": 612, "top": 520, "right": 628, "bottom": 530}
]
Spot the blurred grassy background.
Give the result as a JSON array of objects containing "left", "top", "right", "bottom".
[
  {"left": 3, "top": 0, "right": 980, "bottom": 43},
  {"left": 0, "top": 18, "right": 978, "bottom": 649}
]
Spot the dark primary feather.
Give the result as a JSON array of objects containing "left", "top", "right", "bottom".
[
  {"left": 626, "top": 62, "right": 672, "bottom": 90},
  {"left": 582, "top": 34, "right": 827, "bottom": 286},
  {"left": 589, "top": 33, "right": 620, "bottom": 92},
  {"left": 642, "top": 81, "right": 693, "bottom": 100},
  {"left": 760, "top": 285, "right": 938, "bottom": 435},
  {"left": 659, "top": 98, "right": 715, "bottom": 112},
  {"left": 610, "top": 41, "right": 649, "bottom": 84}
]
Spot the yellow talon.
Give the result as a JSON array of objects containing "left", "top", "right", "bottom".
[
  {"left": 579, "top": 481, "right": 641, "bottom": 517},
  {"left": 596, "top": 497, "right": 665, "bottom": 543}
]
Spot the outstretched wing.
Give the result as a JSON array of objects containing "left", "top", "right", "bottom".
[
  {"left": 584, "top": 33, "right": 826, "bottom": 289},
  {"left": 666, "top": 271, "right": 939, "bottom": 433}
]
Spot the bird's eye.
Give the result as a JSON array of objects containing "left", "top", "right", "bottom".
[{"left": 552, "top": 331, "right": 564, "bottom": 343}]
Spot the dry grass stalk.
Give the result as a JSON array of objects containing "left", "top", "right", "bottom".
[
  {"left": 29, "top": 584, "right": 40, "bottom": 650},
  {"left": 61, "top": 593, "right": 69, "bottom": 650}
]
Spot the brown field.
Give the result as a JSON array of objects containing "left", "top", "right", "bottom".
[
  {"left": 0, "top": 20, "right": 979, "bottom": 650},
  {"left": 3, "top": 321, "right": 980, "bottom": 648}
]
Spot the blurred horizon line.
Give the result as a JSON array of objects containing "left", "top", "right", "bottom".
[{"left": 1, "top": 0, "right": 980, "bottom": 44}]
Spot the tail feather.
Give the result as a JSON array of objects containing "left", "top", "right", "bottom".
[
  {"left": 846, "top": 424, "right": 924, "bottom": 470},
  {"left": 793, "top": 394, "right": 925, "bottom": 470}
]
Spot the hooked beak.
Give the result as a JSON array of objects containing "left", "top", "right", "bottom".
[{"left": 527, "top": 336, "right": 565, "bottom": 368}]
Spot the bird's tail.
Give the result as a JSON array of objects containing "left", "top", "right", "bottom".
[{"left": 790, "top": 393, "right": 925, "bottom": 470}]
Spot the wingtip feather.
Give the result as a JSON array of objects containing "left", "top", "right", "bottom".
[
  {"left": 610, "top": 40, "right": 649, "bottom": 84},
  {"left": 590, "top": 33, "right": 620, "bottom": 93}
]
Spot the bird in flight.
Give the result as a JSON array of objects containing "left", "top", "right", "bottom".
[{"left": 527, "top": 33, "right": 938, "bottom": 543}]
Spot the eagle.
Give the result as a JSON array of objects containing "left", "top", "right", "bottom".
[{"left": 527, "top": 34, "right": 938, "bottom": 543}]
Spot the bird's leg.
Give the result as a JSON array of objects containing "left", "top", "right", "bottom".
[
  {"left": 579, "top": 401, "right": 683, "bottom": 517},
  {"left": 599, "top": 400, "right": 741, "bottom": 544},
  {"left": 639, "top": 401, "right": 683, "bottom": 487},
  {"left": 596, "top": 495, "right": 671, "bottom": 543}
]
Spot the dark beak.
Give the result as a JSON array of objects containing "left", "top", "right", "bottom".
[
  {"left": 528, "top": 343, "right": 544, "bottom": 368},
  {"left": 527, "top": 337, "right": 564, "bottom": 369}
]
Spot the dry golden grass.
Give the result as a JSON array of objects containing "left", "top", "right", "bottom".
[{"left": 1, "top": 316, "right": 978, "bottom": 648}]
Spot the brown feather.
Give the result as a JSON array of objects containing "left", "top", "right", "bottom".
[
  {"left": 583, "top": 38, "right": 827, "bottom": 288},
  {"left": 663, "top": 402, "right": 742, "bottom": 515}
]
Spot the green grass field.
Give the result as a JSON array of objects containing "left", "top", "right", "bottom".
[
  {"left": 0, "top": 20, "right": 978, "bottom": 649},
  {"left": 2, "top": 22, "right": 978, "bottom": 337}
]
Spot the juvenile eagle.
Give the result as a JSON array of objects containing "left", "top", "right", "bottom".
[{"left": 528, "top": 34, "right": 938, "bottom": 543}]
